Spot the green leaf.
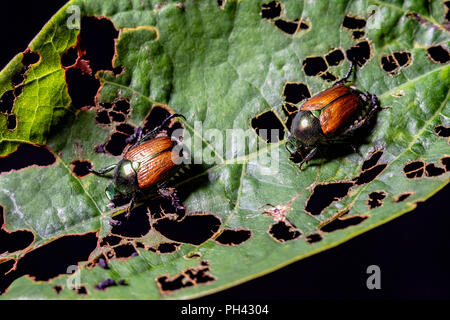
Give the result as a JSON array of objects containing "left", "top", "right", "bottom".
[{"left": 0, "top": 0, "right": 449, "bottom": 299}]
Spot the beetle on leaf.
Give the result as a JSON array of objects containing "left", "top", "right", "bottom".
[
  {"left": 90, "top": 113, "right": 187, "bottom": 218},
  {"left": 286, "top": 62, "right": 381, "bottom": 169}
]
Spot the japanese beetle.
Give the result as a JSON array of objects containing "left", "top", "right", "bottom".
[
  {"left": 90, "top": 113, "right": 186, "bottom": 217},
  {"left": 286, "top": 62, "right": 380, "bottom": 168}
]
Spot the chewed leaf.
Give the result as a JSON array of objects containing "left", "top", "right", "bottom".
[{"left": 0, "top": 0, "right": 449, "bottom": 300}]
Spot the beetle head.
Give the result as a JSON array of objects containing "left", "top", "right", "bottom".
[{"left": 290, "top": 111, "right": 323, "bottom": 146}]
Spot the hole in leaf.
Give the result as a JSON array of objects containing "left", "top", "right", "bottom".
[
  {"left": 112, "top": 123, "right": 135, "bottom": 136},
  {"left": 62, "top": 16, "right": 119, "bottom": 110},
  {"left": 156, "top": 260, "right": 215, "bottom": 294},
  {"left": 425, "top": 163, "right": 446, "bottom": 177},
  {"left": 13, "top": 85, "right": 23, "bottom": 97},
  {"left": 6, "top": 114, "right": 16, "bottom": 131},
  {"left": 0, "top": 206, "right": 34, "bottom": 255},
  {"left": 261, "top": 1, "right": 281, "bottom": 20},
  {"left": 274, "top": 20, "right": 298, "bottom": 34},
  {"left": 352, "top": 30, "right": 365, "bottom": 40},
  {"left": 354, "top": 164, "right": 387, "bottom": 185},
  {"left": 215, "top": 228, "right": 252, "bottom": 246},
  {"left": 367, "top": 191, "right": 386, "bottom": 209},
  {"left": 274, "top": 18, "right": 308, "bottom": 35},
  {"left": 320, "top": 215, "right": 368, "bottom": 232},
  {"left": 65, "top": 68, "right": 100, "bottom": 109},
  {"left": 427, "top": 45, "right": 450, "bottom": 64},
  {"left": 11, "top": 68, "right": 26, "bottom": 87},
  {"left": 283, "top": 82, "right": 311, "bottom": 104},
  {"left": 362, "top": 149, "right": 384, "bottom": 171},
  {"left": 95, "top": 110, "right": 111, "bottom": 125},
  {"left": 303, "top": 56, "right": 328, "bottom": 76},
  {"left": 381, "top": 55, "right": 399, "bottom": 74},
  {"left": 114, "top": 244, "right": 138, "bottom": 258},
  {"left": 346, "top": 40, "right": 372, "bottom": 67},
  {"left": 0, "top": 90, "right": 14, "bottom": 114},
  {"left": 381, "top": 51, "right": 412, "bottom": 75},
  {"left": 113, "top": 99, "right": 131, "bottom": 115},
  {"left": 403, "top": 161, "right": 425, "bottom": 179},
  {"left": 153, "top": 213, "right": 221, "bottom": 246},
  {"left": 111, "top": 205, "right": 151, "bottom": 238},
  {"left": 305, "top": 182, "right": 354, "bottom": 215},
  {"left": 78, "top": 17, "right": 119, "bottom": 73},
  {"left": 22, "top": 50, "right": 40, "bottom": 68},
  {"left": 299, "top": 21, "right": 309, "bottom": 30},
  {"left": 144, "top": 105, "right": 171, "bottom": 133},
  {"left": 104, "top": 132, "right": 129, "bottom": 156},
  {"left": 268, "top": 221, "right": 301, "bottom": 242},
  {"left": 305, "top": 233, "right": 322, "bottom": 244},
  {"left": 61, "top": 46, "right": 79, "bottom": 68},
  {"left": 99, "top": 102, "right": 113, "bottom": 110},
  {"left": 75, "top": 286, "right": 88, "bottom": 295},
  {"left": 0, "top": 143, "right": 56, "bottom": 175},
  {"left": 251, "top": 111, "right": 285, "bottom": 142},
  {"left": 325, "top": 48, "right": 345, "bottom": 66},
  {"left": 282, "top": 102, "right": 299, "bottom": 116},
  {"left": 0, "top": 260, "right": 15, "bottom": 276},
  {"left": 157, "top": 274, "right": 193, "bottom": 292},
  {"left": 0, "top": 233, "right": 98, "bottom": 294},
  {"left": 441, "top": 156, "right": 450, "bottom": 171},
  {"left": 395, "top": 192, "right": 413, "bottom": 203},
  {"left": 109, "top": 111, "right": 126, "bottom": 123},
  {"left": 53, "top": 285, "right": 63, "bottom": 294},
  {"left": 100, "top": 235, "right": 122, "bottom": 247},
  {"left": 156, "top": 242, "right": 180, "bottom": 254},
  {"left": 342, "top": 15, "right": 367, "bottom": 29},
  {"left": 70, "top": 160, "right": 93, "bottom": 177},
  {"left": 0, "top": 259, "right": 15, "bottom": 294},
  {"left": 394, "top": 51, "right": 411, "bottom": 67},
  {"left": 435, "top": 125, "right": 450, "bottom": 137},
  {"left": 185, "top": 261, "right": 215, "bottom": 284},
  {"left": 320, "top": 72, "right": 337, "bottom": 82},
  {"left": 115, "top": 123, "right": 136, "bottom": 135}
]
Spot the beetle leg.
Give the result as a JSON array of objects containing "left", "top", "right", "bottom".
[
  {"left": 89, "top": 164, "right": 117, "bottom": 175},
  {"left": 158, "top": 187, "right": 185, "bottom": 218},
  {"left": 298, "top": 147, "right": 318, "bottom": 170},
  {"left": 125, "top": 127, "right": 143, "bottom": 145},
  {"left": 333, "top": 61, "right": 354, "bottom": 86},
  {"left": 125, "top": 193, "right": 136, "bottom": 218}
]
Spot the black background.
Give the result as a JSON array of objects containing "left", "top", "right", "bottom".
[{"left": 0, "top": 1, "right": 449, "bottom": 300}]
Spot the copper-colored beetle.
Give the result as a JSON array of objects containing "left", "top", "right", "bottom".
[
  {"left": 90, "top": 114, "right": 186, "bottom": 216},
  {"left": 286, "top": 62, "right": 380, "bottom": 168}
]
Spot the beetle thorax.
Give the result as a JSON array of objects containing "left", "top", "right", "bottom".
[
  {"left": 291, "top": 111, "right": 323, "bottom": 146},
  {"left": 114, "top": 159, "right": 140, "bottom": 195}
]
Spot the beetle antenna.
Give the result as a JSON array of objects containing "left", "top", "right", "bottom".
[
  {"left": 159, "top": 113, "right": 186, "bottom": 130},
  {"left": 140, "top": 113, "right": 186, "bottom": 142}
]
